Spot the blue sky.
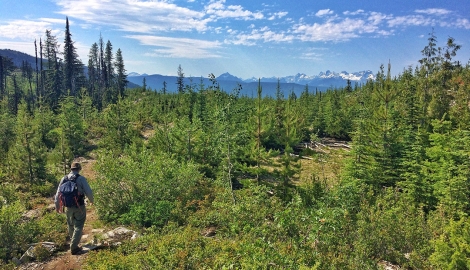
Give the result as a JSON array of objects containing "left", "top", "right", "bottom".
[{"left": 1, "top": 0, "right": 469, "bottom": 79}]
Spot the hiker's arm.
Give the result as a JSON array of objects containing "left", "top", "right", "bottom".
[
  {"left": 81, "top": 178, "right": 94, "bottom": 204},
  {"left": 54, "top": 178, "right": 64, "bottom": 212}
]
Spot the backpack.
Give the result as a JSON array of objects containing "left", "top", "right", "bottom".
[{"left": 59, "top": 174, "right": 84, "bottom": 208}]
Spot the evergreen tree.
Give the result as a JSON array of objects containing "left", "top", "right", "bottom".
[
  {"left": 88, "top": 42, "right": 100, "bottom": 107},
  {"left": 63, "top": 17, "right": 81, "bottom": 96},
  {"left": 43, "top": 30, "right": 63, "bottom": 109},
  {"left": 8, "top": 75, "right": 23, "bottom": 115},
  {"left": 0, "top": 55, "right": 15, "bottom": 99},
  {"left": 177, "top": 64, "right": 184, "bottom": 93},
  {"left": 105, "top": 40, "right": 114, "bottom": 88},
  {"left": 7, "top": 103, "right": 47, "bottom": 183},
  {"left": 115, "top": 48, "right": 128, "bottom": 99},
  {"left": 34, "top": 39, "right": 39, "bottom": 104}
]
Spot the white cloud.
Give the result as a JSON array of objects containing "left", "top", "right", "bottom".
[
  {"left": 315, "top": 9, "right": 334, "bottom": 17},
  {"left": 126, "top": 35, "right": 223, "bottom": 59},
  {"left": 0, "top": 19, "right": 61, "bottom": 40},
  {"left": 293, "top": 17, "right": 381, "bottom": 42},
  {"left": 268, "top": 11, "right": 288, "bottom": 20},
  {"left": 368, "top": 12, "right": 390, "bottom": 25},
  {"left": 387, "top": 15, "right": 433, "bottom": 27},
  {"left": 415, "top": 8, "right": 451, "bottom": 16},
  {"left": 343, "top": 10, "right": 365, "bottom": 16},
  {"left": 299, "top": 51, "right": 323, "bottom": 61},
  {"left": 55, "top": 0, "right": 209, "bottom": 32},
  {"left": 455, "top": 18, "right": 470, "bottom": 29},
  {"left": 227, "top": 27, "right": 294, "bottom": 45},
  {"left": 205, "top": 0, "right": 264, "bottom": 20}
]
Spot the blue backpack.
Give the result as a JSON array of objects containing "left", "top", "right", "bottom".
[{"left": 59, "top": 174, "right": 84, "bottom": 208}]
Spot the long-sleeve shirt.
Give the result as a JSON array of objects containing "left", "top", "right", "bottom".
[{"left": 54, "top": 171, "right": 94, "bottom": 210}]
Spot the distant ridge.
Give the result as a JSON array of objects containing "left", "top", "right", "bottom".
[
  {"left": 127, "top": 70, "right": 375, "bottom": 97},
  {"left": 0, "top": 49, "right": 41, "bottom": 67},
  {"left": 1, "top": 49, "right": 374, "bottom": 97}
]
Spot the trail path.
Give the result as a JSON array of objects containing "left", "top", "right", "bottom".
[{"left": 18, "top": 158, "right": 100, "bottom": 270}]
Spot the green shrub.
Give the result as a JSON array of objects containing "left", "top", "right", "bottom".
[
  {"left": 93, "top": 148, "right": 205, "bottom": 227},
  {"left": 430, "top": 217, "right": 470, "bottom": 269}
]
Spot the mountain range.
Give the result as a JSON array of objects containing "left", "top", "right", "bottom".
[
  {"left": 0, "top": 48, "right": 375, "bottom": 97},
  {"left": 127, "top": 70, "right": 375, "bottom": 97}
]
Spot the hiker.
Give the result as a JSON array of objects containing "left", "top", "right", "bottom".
[{"left": 54, "top": 162, "right": 94, "bottom": 255}]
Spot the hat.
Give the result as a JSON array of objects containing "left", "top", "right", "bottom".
[{"left": 70, "top": 162, "right": 82, "bottom": 170}]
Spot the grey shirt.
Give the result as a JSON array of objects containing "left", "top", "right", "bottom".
[{"left": 54, "top": 171, "right": 94, "bottom": 210}]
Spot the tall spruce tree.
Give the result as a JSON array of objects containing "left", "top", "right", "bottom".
[
  {"left": 177, "top": 64, "right": 185, "bottom": 94},
  {"left": 114, "top": 48, "right": 128, "bottom": 99},
  {"left": 64, "top": 17, "right": 78, "bottom": 95},
  {"left": 88, "top": 42, "right": 100, "bottom": 107},
  {"left": 43, "top": 30, "right": 63, "bottom": 109},
  {"left": 105, "top": 40, "right": 114, "bottom": 88}
]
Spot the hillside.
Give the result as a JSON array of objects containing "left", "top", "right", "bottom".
[
  {"left": 0, "top": 49, "right": 40, "bottom": 68},
  {"left": 0, "top": 49, "right": 140, "bottom": 89}
]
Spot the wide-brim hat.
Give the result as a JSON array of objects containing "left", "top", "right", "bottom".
[{"left": 70, "top": 162, "right": 82, "bottom": 170}]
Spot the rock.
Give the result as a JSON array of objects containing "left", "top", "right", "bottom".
[
  {"left": 100, "top": 227, "right": 139, "bottom": 246},
  {"left": 201, "top": 226, "right": 217, "bottom": 237},
  {"left": 22, "top": 209, "right": 41, "bottom": 220},
  {"left": 46, "top": 203, "right": 56, "bottom": 212},
  {"left": 18, "top": 242, "right": 57, "bottom": 263}
]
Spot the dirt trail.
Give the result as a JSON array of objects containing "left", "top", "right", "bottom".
[{"left": 19, "top": 158, "right": 99, "bottom": 270}]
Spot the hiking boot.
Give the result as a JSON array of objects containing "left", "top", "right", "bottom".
[{"left": 71, "top": 246, "right": 83, "bottom": 255}]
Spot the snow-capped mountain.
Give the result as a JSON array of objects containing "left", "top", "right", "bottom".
[
  {"left": 126, "top": 70, "right": 375, "bottom": 97},
  {"left": 127, "top": 72, "right": 149, "bottom": 77},
  {"left": 242, "top": 70, "right": 375, "bottom": 87}
]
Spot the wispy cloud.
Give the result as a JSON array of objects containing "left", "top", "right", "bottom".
[
  {"left": 387, "top": 15, "right": 434, "bottom": 28},
  {"left": 205, "top": 0, "right": 264, "bottom": 20},
  {"left": 293, "top": 18, "right": 378, "bottom": 42},
  {"left": 298, "top": 51, "right": 324, "bottom": 61},
  {"left": 415, "top": 8, "right": 452, "bottom": 16},
  {"left": 0, "top": 19, "right": 61, "bottom": 40},
  {"left": 343, "top": 10, "right": 365, "bottom": 16},
  {"left": 7, "top": 1, "right": 467, "bottom": 52},
  {"left": 225, "top": 27, "right": 294, "bottom": 45},
  {"left": 455, "top": 18, "right": 470, "bottom": 29},
  {"left": 126, "top": 35, "right": 223, "bottom": 59},
  {"left": 55, "top": 0, "right": 208, "bottom": 32},
  {"left": 268, "top": 11, "right": 288, "bottom": 21}
]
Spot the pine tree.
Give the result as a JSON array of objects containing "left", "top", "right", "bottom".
[
  {"left": 64, "top": 17, "right": 79, "bottom": 95},
  {"left": 115, "top": 48, "right": 128, "bottom": 99},
  {"left": 177, "top": 64, "right": 184, "bottom": 94},
  {"left": 7, "top": 103, "right": 47, "bottom": 183},
  {"left": 0, "top": 55, "right": 4, "bottom": 99},
  {"left": 8, "top": 75, "right": 23, "bottom": 115},
  {"left": 0, "top": 55, "right": 15, "bottom": 99},
  {"left": 88, "top": 42, "right": 100, "bottom": 107},
  {"left": 34, "top": 39, "right": 39, "bottom": 104},
  {"left": 43, "top": 30, "right": 63, "bottom": 109},
  {"left": 105, "top": 40, "right": 114, "bottom": 88}
]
